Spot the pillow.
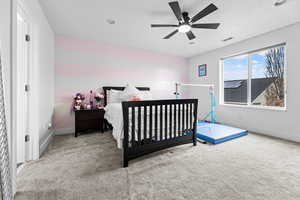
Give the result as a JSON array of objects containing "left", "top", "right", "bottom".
[
  {"left": 129, "top": 95, "right": 141, "bottom": 101},
  {"left": 120, "top": 84, "right": 140, "bottom": 101},
  {"left": 139, "top": 91, "right": 153, "bottom": 100},
  {"left": 107, "top": 89, "right": 122, "bottom": 104}
]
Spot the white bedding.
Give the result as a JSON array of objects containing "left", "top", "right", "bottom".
[
  {"left": 104, "top": 103, "right": 124, "bottom": 148},
  {"left": 104, "top": 103, "right": 193, "bottom": 149}
]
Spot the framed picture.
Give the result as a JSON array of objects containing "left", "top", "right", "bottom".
[{"left": 198, "top": 64, "right": 207, "bottom": 77}]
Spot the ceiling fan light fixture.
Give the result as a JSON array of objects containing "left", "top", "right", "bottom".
[
  {"left": 151, "top": 1, "right": 220, "bottom": 40},
  {"left": 178, "top": 24, "right": 191, "bottom": 33}
]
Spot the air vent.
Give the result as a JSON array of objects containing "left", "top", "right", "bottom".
[{"left": 222, "top": 37, "right": 233, "bottom": 42}]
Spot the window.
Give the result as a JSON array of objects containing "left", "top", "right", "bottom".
[{"left": 221, "top": 44, "right": 286, "bottom": 108}]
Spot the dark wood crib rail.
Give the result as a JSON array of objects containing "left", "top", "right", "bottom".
[{"left": 122, "top": 99, "right": 198, "bottom": 167}]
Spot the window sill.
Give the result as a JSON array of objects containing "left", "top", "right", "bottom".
[{"left": 219, "top": 103, "right": 287, "bottom": 112}]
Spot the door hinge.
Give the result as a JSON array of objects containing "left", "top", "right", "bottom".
[
  {"left": 25, "top": 34, "right": 30, "bottom": 42},
  {"left": 25, "top": 135, "right": 30, "bottom": 142},
  {"left": 25, "top": 84, "right": 30, "bottom": 92}
]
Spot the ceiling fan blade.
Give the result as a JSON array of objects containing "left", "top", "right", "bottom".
[
  {"left": 191, "top": 4, "right": 218, "bottom": 23},
  {"left": 163, "top": 29, "right": 179, "bottom": 39},
  {"left": 151, "top": 24, "right": 178, "bottom": 28},
  {"left": 192, "top": 23, "right": 220, "bottom": 29},
  {"left": 186, "top": 31, "right": 196, "bottom": 40},
  {"left": 169, "top": 1, "right": 183, "bottom": 22}
]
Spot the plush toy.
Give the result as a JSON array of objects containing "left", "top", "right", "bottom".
[
  {"left": 94, "top": 92, "right": 104, "bottom": 108},
  {"left": 73, "top": 93, "right": 85, "bottom": 110},
  {"left": 129, "top": 95, "right": 141, "bottom": 101}
]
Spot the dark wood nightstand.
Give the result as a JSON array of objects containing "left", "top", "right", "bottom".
[{"left": 75, "top": 108, "right": 106, "bottom": 137}]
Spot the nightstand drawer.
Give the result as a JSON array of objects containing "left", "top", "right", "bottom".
[
  {"left": 75, "top": 110, "right": 104, "bottom": 120},
  {"left": 75, "top": 109, "right": 106, "bottom": 137},
  {"left": 76, "top": 119, "right": 101, "bottom": 131}
]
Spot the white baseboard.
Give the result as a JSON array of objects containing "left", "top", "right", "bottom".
[
  {"left": 39, "top": 131, "right": 54, "bottom": 157},
  {"left": 17, "top": 163, "right": 25, "bottom": 175},
  {"left": 55, "top": 127, "right": 75, "bottom": 135}
]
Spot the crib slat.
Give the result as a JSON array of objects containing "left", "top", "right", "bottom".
[
  {"left": 169, "top": 104, "right": 172, "bottom": 139},
  {"left": 186, "top": 103, "right": 189, "bottom": 132},
  {"left": 150, "top": 105, "right": 153, "bottom": 140},
  {"left": 178, "top": 104, "right": 181, "bottom": 136},
  {"left": 190, "top": 103, "right": 193, "bottom": 131},
  {"left": 164, "top": 104, "right": 168, "bottom": 140},
  {"left": 160, "top": 105, "right": 163, "bottom": 141},
  {"left": 144, "top": 106, "right": 147, "bottom": 141},
  {"left": 131, "top": 107, "right": 135, "bottom": 145},
  {"left": 187, "top": 104, "right": 191, "bottom": 130},
  {"left": 193, "top": 101, "right": 198, "bottom": 146},
  {"left": 182, "top": 104, "right": 185, "bottom": 135},
  {"left": 138, "top": 106, "right": 141, "bottom": 145},
  {"left": 174, "top": 104, "right": 177, "bottom": 137},
  {"left": 123, "top": 107, "right": 129, "bottom": 145},
  {"left": 155, "top": 105, "right": 158, "bottom": 141},
  {"left": 122, "top": 104, "right": 129, "bottom": 167}
]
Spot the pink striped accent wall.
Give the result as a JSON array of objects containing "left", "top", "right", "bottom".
[{"left": 54, "top": 36, "right": 188, "bottom": 133}]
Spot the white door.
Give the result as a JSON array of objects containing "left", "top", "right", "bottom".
[{"left": 17, "top": 11, "right": 30, "bottom": 164}]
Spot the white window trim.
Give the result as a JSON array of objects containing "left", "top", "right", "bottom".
[{"left": 219, "top": 43, "right": 287, "bottom": 111}]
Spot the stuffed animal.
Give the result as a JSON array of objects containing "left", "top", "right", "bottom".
[
  {"left": 94, "top": 92, "right": 104, "bottom": 108},
  {"left": 129, "top": 95, "right": 141, "bottom": 101},
  {"left": 73, "top": 93, "right": 85, "bottom": 110}
]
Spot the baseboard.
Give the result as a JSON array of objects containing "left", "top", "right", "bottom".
[
  {"left": 55, "top": 127, "right": 75, "bottom": 135},
  {"left": 250, "top": 130, "right": 300, "bottom": 144},
  {"left": 39, "top": 131, "right": 54, "bottom": 157}
]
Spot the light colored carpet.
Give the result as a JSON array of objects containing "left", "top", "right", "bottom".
[{"left": 15, "top": 132, "right": 300, "bottom": 200}]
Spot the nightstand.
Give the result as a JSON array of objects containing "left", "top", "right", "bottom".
[{"left": 74, "top": 108, "right": 106, "bottom": 137}]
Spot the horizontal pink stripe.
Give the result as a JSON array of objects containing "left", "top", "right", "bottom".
[
  {"left": 55, "top": 63, "right": 186, "bottom": 81},
  {"left": 56, "top": 36, "right": 187, "bottom": 67}
]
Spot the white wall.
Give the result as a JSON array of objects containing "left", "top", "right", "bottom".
[
  {"left": 188, "top": 22, "right": 300, "bottom": 142},
  {"left": 19, "top": 0, "right": 55, "bottom": 155}
]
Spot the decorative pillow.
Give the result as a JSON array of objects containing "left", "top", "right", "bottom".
[
  {"left": 129, "top": 96, "right": 141, "bottom": 101},
  {"left": 120, "top": 84, "right": 140, "bottom": 101},
  {"left": 107, "top": 89, "right": 122, "bottom": 104},
  {"left": 139, "top": 91, "right": 153, "bottom": 100}
]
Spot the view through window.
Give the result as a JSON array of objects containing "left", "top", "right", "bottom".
[{"left": 222, "top": 45, "right": 285, "bottom": 108}]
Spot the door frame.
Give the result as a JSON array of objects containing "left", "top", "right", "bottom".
[
  {"left": 11, "top": 0, "right": 40, "bottom": 194},
  {"left": 13, "top": 0, "right": 39, "bottom": 167},
  {"left": 16, "top": 5, "right": 30, "bottom": 164}
]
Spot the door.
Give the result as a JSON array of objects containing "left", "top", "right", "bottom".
[{"left": 16, "top": 10, "right": 30, "bottom": 164}]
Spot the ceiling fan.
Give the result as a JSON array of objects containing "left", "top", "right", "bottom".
[{"left": 151, "top": 1, "right": 220, "bottom": 40}]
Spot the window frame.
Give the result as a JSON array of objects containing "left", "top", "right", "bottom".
[{"left": 220, "top": 43, "right": 287, "bottom": 111}]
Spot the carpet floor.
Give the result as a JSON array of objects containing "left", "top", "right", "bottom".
[{"left": 15, "top": 132, "right": 300, "bottom": 200}]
